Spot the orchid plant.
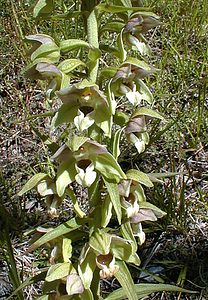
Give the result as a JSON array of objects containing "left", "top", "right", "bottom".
[{"left": 17, "top": 1, "right": 171, "bottom": 299}]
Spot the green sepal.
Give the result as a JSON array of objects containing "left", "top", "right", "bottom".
[
  {"left": 62, "top": 238, "right": 72, "bottom": 262},
  {"left": 56, "top": 160, "right": 77, "bottom": 197},
  {"left": 114, "top": 111, "right": 129, "bottom": 127},
  {"left": 100, "top": 66, "right": 118, "bottom": 79},
  {"left": 67, "top": 136, "right": 89, "bottom": 152},
  {"left": 18, "top": 173, "right": 48, "bottom": 196},
  {"left": 135, "top": 79, "right": 153, "bottom": 104},
  {"left": 139, "top": 201, "right": 166, "bottom": 218},
  {"left": 51, "top": 104, "right": 78, "bottom": 128},
  {"left": 126, "top": 169, "right": 154, "bottom": 187},
  {"left": 89, "top": 229, "right": 112, "bottom": 255},
  {"left": 122, "top": 57, "right": 152, "bottom": 71}
]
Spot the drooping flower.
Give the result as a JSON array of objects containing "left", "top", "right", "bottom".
[
  {"left": 54, "top": 80, "right": 112, "bottom": 136},
  {"left": 96, "top": 253, "right": 119, "bottom": 279},
  {"left": 111, "top": 62, "right": 154, "bottom": 106}
]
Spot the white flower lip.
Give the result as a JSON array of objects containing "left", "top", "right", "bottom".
[{"left": 75, "top": 162, "right": 96, "bottom": 187}]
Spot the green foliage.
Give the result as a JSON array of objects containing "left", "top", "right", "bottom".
[{"left": 15, "top": 0, "right": 197, "bottom": 298}]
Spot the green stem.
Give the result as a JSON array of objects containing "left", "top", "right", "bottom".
[{"left": 87, "top": 9, "right": 99, "bottom": 83}]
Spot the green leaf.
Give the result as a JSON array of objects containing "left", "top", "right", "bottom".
[
  {"left": 132, "top": 107, "right": 164, "bottom": 120},
  {"left": 136, "top": 79, "right": 153, "bottom": 104},
  {"left": 97, "top": 4, "right": 149, "bottom": 13},
  {"left": 105, "top": 283, "right": 196, "bottom": 300},
  {"left": 88, "top": 47, "right": 102, "bottom": 61},
  {"left": 117, "top": 29, "right": 127, "bottom": 62},
  {"left": 33, "top": 0, "right": 53, "bottom": 18},
  {"left": 60, "top": 39, "right": 90, "bottom": 52},
  {"left": 58, "top": 59, "right": 86, "bottom": 74},
  {"left": 101, "top": 21, "right": 125, "bottom": 33},
  {"left": 94, "top": 153, "right": 126, "bottom": 182},
  {"left": 103, "top": 179, "right": 122, "bottom": 225},
  {"left": 31, "top": 43, "right": 60, "bottom": 62},
  {"left": 121, "top": 221, "right": 137, "bottom": 253},
  {"left": 46, "top": 262, "right": 72, "bottom": 281},
  {"left": 78, "top": 248, "right": 96, "bottom": 289},
  {"left": 66, "top": 187, "right": 86, "bottom": 218},
  {"left": 111, "top": 237, "right": 140, "bottom": 265},
  {"left": 127, "top": 169, "right": 154, "bottom": 187},
  {"left": 51, "top": 104, "right": 78, "bottom": 128},
  {"left": 122, "top": 57, "right": 152, "bottom": 71},
  {"left": 56, "top": 160, "right": 76, "bottom": 197},
  {"left": 18, "top": 173, "right": 48, "bottom": 196},
  {"left": 101, "top": 195, "right": 113, "bottom": 228},
  {"left": 7, "top": 271, "right": 47, "bottom": 300},
  {"left": 100, "top": 66, "right": 118, "bottom": 79},
  {"left": 112, "top": 128, "right": 123, "bottom": 159},
  {"left": 114, "top": 261, "right": 138, "bottom": 300},
  {"left": 28, "top": 217, "right": 81, "bottom": 252},
  {"left": 89, "top": 229, "right": 112, "bottom": 254}
]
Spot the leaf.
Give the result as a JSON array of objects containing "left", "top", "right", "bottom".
[
  {"left": 66, "top": 187, "right": 86, "bottom": 218},
  {"left": 58, "top": 59, "right": 86, "bottom": 74},
  {"left": 78, "top": 248, "right": 96, "bottom": 289},
  {"left": 56, "top": 160, "right": 76, "bottom": 197},
  {"left": 127, "top": 169, "right": 154, "bottom": 187},
  {"left": 114, "top": 261, "right": 138, "bottom": 300},
  {"left": 27, "top": 217, "right": 81, "bottom": 252},
  {"left": 122, "top": 57, "right": 152, "bottom": 71},
  {"left": 89, "top": 229, "right": 112, "bottom": 255},
  {"left": 103, "top": 179, "right": 122, "bottom": 225},
  {"left": 33, "top": 0, "right": 53, "bottom": 18},
  {"left": 7, "top": 270, "right": 47, "bottom": 299},
  {"left": 132, "top": 107, "right": 164, "bottom": 120},
  {"left": 139, "top": 202, "right": 166, "bottom": 218},
  {"left": 136, "top": 79, "right": 153, "bottom": 104},
  {"left": 117, "top": 29, "right": 127, "bottom": 62},
  {"left": 101, "top": 195, "right": 113, "bottom": 228},
  {"left": 112, "top": 128, "right": 123, "bottom": 159},
  {"left": 46, "top": 262, "right": 72, "bottom": 281},
  {"left": 31, "top": 43, "right": 60, "bottom": 62},
  {"left": 60, "top": 39, "right": 90, "bottom": 52},
  {"left": 101, "top": 21, "right": 125, "bottom": 33},
  {"left": 18, "top": 173, "right": 48, "bottom": 196},
  {"left": 94, "top": 153, "right": 126, "bottom": 183},
  {"left": 51, "top": 104, "right": 78, "bottom": 128},
  {"left": 97, "top": 4, "right": 149, "bottom": 13},
  {"left": 105, "top": 283, "right": 196, "bottom": 300},
  {"left": 121, "top": 221, "right": 137, "bottom": 253}
]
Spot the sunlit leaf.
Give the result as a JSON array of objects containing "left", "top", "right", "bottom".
[
  {"left": 62, "top": 238, "right": 72, "bottom": 262},
  {"left": 46, "top": 262, "right": 72, "bottom": 281},
  {"left": 105, "top": 283, "right": 196, "bottom": 300},
  {"left": 58, "top": 59, "right": 86, "bottom": 74},
  {"left": 132, "top": 107, "right": 164, "bottom": 120},
  {"left": 126, "top": 169, "right": 154, "bottom": 187},
  {"left": 18, "top": 173, "right": 48, "bottom": 196},
  {"left": 103, "top": 179, "right": 122, "bottom": 225},
  {"left": 89, "top": 229, "right": 112, "bottom": 254},
  {"left": 60, "top": 39, "right": 90, "bottom": 52}
]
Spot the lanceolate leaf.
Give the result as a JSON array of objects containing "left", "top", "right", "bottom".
[
  {"left": 58, "top": 59, "right": 86, "bottom": 74},
  {"left": 114, "top": 261, "right": 138, "bottom": 300},
  {"left": 18, "top": 173, "right": 48, "bottom": 196},
  {"left": 46, "top": 262, "right": 72, "bottom": 282},
  {"left": 60, "top": 39, "right": 90, "bottom": 52},
  {"left": 132, "top": 107, "right": 164, "bottom": 120},
  {"left": 105, "top": 283, "right": 196, "bottom": 300},
  {"left": 117, "top": 29, "right": 127, "bottom": 62},
  {"left": 103, "top": 179, "right": 122, "bottom": 225},
  {"left": 112, "top": 128, "right": 123, "bottom": 159},
  {"left": 101, "top": 21, "right": 125, "bottom": 33},
  {"left": 122, "top": 57, "right": 152, "bottom": 71},
  {"left": 97, "top": 4, "right": 149, "bottom": 13},
  {"left": 31, "top": 43, "right": 60, "bottom": 61},
  {"left": 33, "top": 0, "right": 53, "bottom": 18},
  {"left": 127, "top": 169, "right": 154, "bottom": 187},
  {"left": 27, "top": 218, "right": 82, "bottom": 252}
]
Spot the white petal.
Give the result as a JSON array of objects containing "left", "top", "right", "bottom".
[
  {"left": 74, "top": 110, "right": 94, "bottom": 131},
  {"left": 126, "top": 91, "right": 142, "bottom": 106},
  {"left": 75, "top": 164, "right": 96, "bottom": 187}
]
